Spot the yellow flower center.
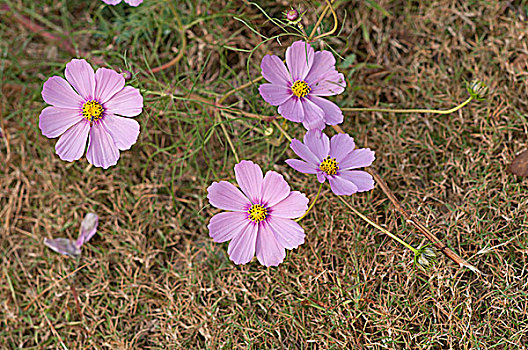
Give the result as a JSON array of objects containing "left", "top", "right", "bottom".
[
  {"left": 82, "top": 100, "right": 104, "bottom": 121},
  {"left": 291, "top": 80, "right": 311, "bottom": 98},
  {"left": 320, "top": 156, "right": 339, "bottom": 175},
  {"left": 248, "top": 204, "right": 268, "bottom": 223}
]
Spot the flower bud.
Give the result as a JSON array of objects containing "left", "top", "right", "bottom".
[
  {"left": 467, "top": 79, "right": 489, "bottom": 101},
  {"left": 286, "top": 8, "right": 299, "bottom": 22},
  {"left": 415, "top": 246, "right": 436, "bottom": 270},
  {"left": 121, "top": 70, "right": 133, "bottom": 81}
]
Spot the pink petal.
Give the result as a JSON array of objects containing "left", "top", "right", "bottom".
[
  {"left": 278, "top": 97, "right": 304, "bottom": 123},
  {"left": 124, "top": 0, "right": 142, "bottom": 5},
  {"left": 65, "top": 59, "right": 95, "bottom": 100},
  {"left": 42, "top": 76, "right": 84, "bottom": 109},
  {"left": 309, "top": 95, "right": 343, "bottom": 125},
  {"left": 340, "top": 170, "right": 375, "bottom": 192},
  {"left": 76, "top": 213, "right": 99, "bottom": 247},
  {"left": 44, "top": 238, "right": 81, "bottom": 256},
  {"left": 285, "top": 159, "right": 318, "bottom": 174},
  {"left": 234, "top": 160, "right": 263, "bottom": 204},
  {"left": 102, "top": 0, "right": 121, "bottom": 4},
  {"left": 255, "top": 222, "right": 286, "bottom": 267},
  {"left": 259, "top": 84, "right": 292, "bottom": 106},
  {"left": 208, "top": 211, "right": 250, "bottom": 243},
  {"left": 55, "top": 120, "right": 90, "bottom": 162},
  {"left": 102, "top": 114, "right": 140, "bottom": 150},
  {"left": 329, "top": 133, "right": 355, "bottom": 163},
  {"left": 260, "top": 171, "right": 290, "bottom": 208},
  {"left": 301, "top": 98, "right": 325, "bottom": 130},
  {"left": 227, "top": 222, "right": 258, "bottom": 264},
  {"left": 267, "top": 216, "right": 305, "bottom": 250},
  {"left": 104, "top": 86, "right": 143, "bottom": 117},
  {"left": 94, "top": 68, "right": 125, "bottom": 104},
  {"left": 305, "top": 51, "right": 337, "bottom": 86},
  {"left": 316, "top": 171, "right": 326, "bottom": 183},
  {"left": 39, "top": 106, "right": 82, "bottom": 138},
  {"left": 207, "top": 181, "right": 251, "bottom": 211},
  {"left": 304, "top": 130, "right": 330, "bottom": 160},
  {"left": 310, "top": 71, "right": 346, "bottom": 96},
  {"left": 290, "top": 138, "right": 320, "bottom": 164},
  {"left": 261, "top": 54, "right": 291, "bottom": 86},
  {"left": 340, "top": 148, "right": 375, "bottom": 170},
  {"left": 269, "top": 191, "right": 308, "bottom": 219},
  {"left": 86, "top": 122, "right": 120, "bottom": 169},
  {"left": 286, "top": 41, "right": 314, "bottom": 81},
  {"left": 328, "top": 175, "right": 358, "bottom": 195}
]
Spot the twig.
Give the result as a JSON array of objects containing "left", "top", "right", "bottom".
[
  {"left": 150, "top": 1, "right": 186, "bottom": 73},
  {"left": 331, "top": 124, "right": 481, "bottom": 273}
]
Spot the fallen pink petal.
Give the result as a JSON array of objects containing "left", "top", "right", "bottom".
[
  {"left": 102, "top": 0, "right": 143, "bottom": 6},
  {"left": 39, "top": 59, "right": 143, "bottom": 169},
  {"left": 44, "top": 213, "right": 99, "bottom": 256}
]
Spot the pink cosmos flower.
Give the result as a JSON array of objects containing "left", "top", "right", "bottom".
[
  {"left": 44, "top": 213, "right": 99, "bottom": 256},
  {"left": 259, "top": 41, "right": 346, "bottom": 130},
  {"left": 102, "top": 0, "right": 143, "bottom": 6},
  {"left": 286, "top": 130, "right": 376, "bottom": 195},
  {"left": 207, "top": 160, "right": 309, "bottom": 267},
  {"left": 39, "top": 59, "right": 143, "bottom": 169}
]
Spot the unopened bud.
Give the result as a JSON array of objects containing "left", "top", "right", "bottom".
[
  {"left": 286, "top": 8, "right": 299, "bottom": 22},
  {"left": 264, "top": 127, "right": 274, "bottom": 136},
  {"left": 415, "top": 247, "right": 436, "bottom": 270},
  {"left": 121, "top": 70, "right": 133, "bottom": 81},
  {"left": 467, "top": 79, "right": 489, "bottom": 101}
]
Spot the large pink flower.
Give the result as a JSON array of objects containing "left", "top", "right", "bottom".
[
  {"left": 207, "top": 160, "right": 309, "bottom": 267},
  {"left": 259, "top": 41, "right": 346, "bottom": 130},
  {"left": 39, "top": 59, "right": 143, "bottom": 169}
]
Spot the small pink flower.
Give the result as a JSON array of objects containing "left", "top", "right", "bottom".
[
  {"left": 259, "top": 41, "right": 346, "bottom": 130},
  {"left": 39, "top": 59, "right": 143, "bottom": 169},
  {"left": 286, "top": 130, "right": 375, "bottom": 195},
  {"left": 207, "top": 160, "right": 309, "bottom": 267},
  {"left": 102, "top": 0, "right": 143, "bottom": 6}
]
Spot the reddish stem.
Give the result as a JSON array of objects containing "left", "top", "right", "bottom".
[{"left": 2, "top": 5, "right": 103, "bottom": 64}]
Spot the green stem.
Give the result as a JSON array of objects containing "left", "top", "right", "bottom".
[
  {"left": 337, "top": 196, "right": 419, "bottom": 254},
  {"left": 342, "top": 96, "right": 473, "bottom": 115},
  {"left": 295, "top": 183, "right": 323, "bottom": 222}
]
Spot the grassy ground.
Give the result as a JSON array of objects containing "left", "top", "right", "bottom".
[{"left": 1, "top": 0, "right": 528, "bottom": 348}]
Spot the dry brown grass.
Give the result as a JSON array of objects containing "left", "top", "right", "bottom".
[{"left": 1, "top": 0, "right": 528, "bottom": 348}]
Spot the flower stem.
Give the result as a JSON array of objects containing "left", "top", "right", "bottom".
[
  {"left": 341, "top": 96, "right": 473, "bottom": 115},
  {"left": 217, "top": 76, "right": 264, "bottom": 105},
  {"left": 311, "top": 0, "right": 338, "bottom": 41},
  {"left": 337, "top": 196, "right": 419, "bottom": 254},
  {"left": 308, "top": 0, "right": 337, "bottom": 41},
  {"left": 272, "top": 119, "right": 292, "bottom": 142},
  {"left": 295, "top": 183, "right": 323, "bottom": 222}
]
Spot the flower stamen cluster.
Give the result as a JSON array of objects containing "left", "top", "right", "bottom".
[
  {"left": 82, "top": 100, "right": 104, "bottom": 121},
  {"left": 248, "top": 204, "right": 268, "bottom": 223},
  {"left": 319, "top": 156, "right": 339, "bottom": 175},
  {"left": 291, "top": 80, "right": 311, "bottom": 98}
]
